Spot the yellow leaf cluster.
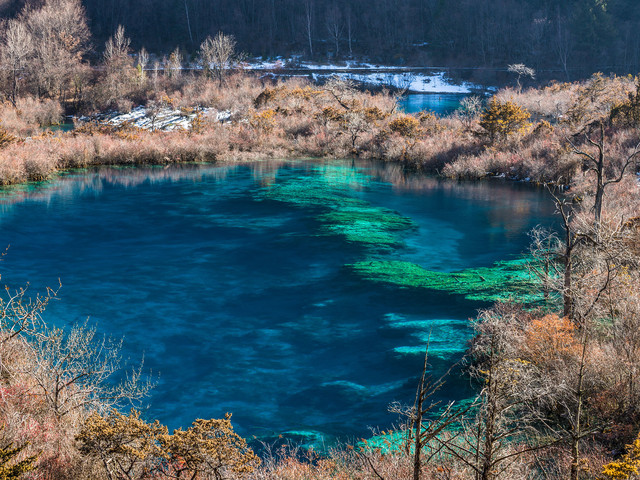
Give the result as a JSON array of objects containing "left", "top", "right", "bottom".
[
  {"left": 0, "top": 123, "right": 17, "bottom": 149},
  {"left": 161, "top": 413, "right": 259, "bottom": 477},
  {"left": 250, "top": 109, "right": 277, "bottom": 132},
  {"left": 363, "top": 106, "right": 389, "bottom": 122},
  {"left": 389, "top": 115, "right": 421, "bottom": 138},
  {"left": 610, "top": 79, "right": 640, "bottom": 127},
  {"left": 480, "top": 99, "right": 531, "bottom": 141},
  {"left": 601, "top": 433, "right": 640, "bottom": 479},
  {"left": 77, "top": 410, "right": 259, "bottom": 479}
]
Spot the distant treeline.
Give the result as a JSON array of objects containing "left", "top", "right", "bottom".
[{"left": 1, "top": 0, "right": 637, "bottom": 76}]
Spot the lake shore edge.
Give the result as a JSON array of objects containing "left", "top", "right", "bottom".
[{"left": 5, "top": 72, "right": 639, "bottom": 191}]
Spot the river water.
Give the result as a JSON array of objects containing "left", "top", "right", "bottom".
[{"left": 0, "top": 160, "right": 556, "bottom": 447}]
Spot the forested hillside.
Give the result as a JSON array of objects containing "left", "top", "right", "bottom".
[{"left": 2, "top": 0, "right": 639, "bottom": 76}]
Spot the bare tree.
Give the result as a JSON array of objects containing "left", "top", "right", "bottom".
[
  {"left": 608, "top": 265, "right": 640, "bottom": 416},
  {"left": 325, "top": 4, "right": 343, "bottom": 58},
  {"left": 554, "top": 9, "right": 572, "bottom": 81},
  {"left": 102, "top": 25, "right": 134, "bottom": 107},
  {"left": 0, "top": 19, "right": 33, "bottom": 105},
  {"left": 402, "top": 341, "right": 473, "bottom": 480},
  {"left": 567, "top": 329, "right": 590, "bottom": 480},
  {"left": 507, "top": 63, "right": 535, "bottom": 93},
  {"left": 442, "top": 304, "right": 561, "bottom": 480},
  {"left": 0, "top": 273, "right": 59, "bottom": 376},
  {"left": 183, "top": 0, "right": 193, "bottom": 45},
  {"left": 27, "top": 320, "right": 153, "bottom": 419},
  {"left": 21, "top": 0, "right": 90, "bottom": 99},
  {"left": 567, "top": 121, "right": 640, "bottom": 227},
  {"left": 152, "top": 60, "right": 159, "bottom": 90},
  {"left": 104, "top": 25, "right": 130, "bottom": 66},
  {"left": 548, "top": 188, "right": 582, "bottom": 320},
  {"left": 455, "top": 95, "right": 483, "bottom": 130},
  {"left": 323, "top": 76, "right": 357, "bottom": 109},
  {"left": 304, "top": 0, "right": 314, "bottom": 58},
  {"left": 345, "top": 4, "right": 353, "bottom": 56},
  {"left": 527, "top": 182, "right": 640, "bottom": 476},
  {"left": 137, "top": 47, "right": 149, "bottom": 84},
  {"left": 198, "top": 32, "right": 237, "bottom": 86},
  {"left": 167, "top": 47, "right": 182, "bottom": 79}
]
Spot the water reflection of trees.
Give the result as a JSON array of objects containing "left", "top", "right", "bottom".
[
  {"left": 0, "top": 164, "right": 235, "bottom": 210},
  {"left": 0, "top": 160, "right": 555, "bottom": 242},
  {"left": 363, "top": 160, "right": 556, "bottom": 239}
]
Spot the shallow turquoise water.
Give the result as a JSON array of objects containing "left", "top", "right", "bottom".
[
  {"left": 398, "top": 93, "right": 468, "bottom": 115},
  {"left": 0, "top": 160, "right": 556, "bottom": 447}
]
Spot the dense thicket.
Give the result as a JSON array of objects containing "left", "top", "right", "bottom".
[{"left": 1, "top": 0, "right": 638, "bottom": 76}]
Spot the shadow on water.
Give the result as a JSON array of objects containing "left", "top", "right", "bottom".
[{"left": 0, "top": 159, "right": 557, "bottom": 449}]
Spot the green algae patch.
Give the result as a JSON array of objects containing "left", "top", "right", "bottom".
[
  {"left": 261, "top": 164, "right": 415, "bottom": 250},
  {"left": 318, "top": 206, "right": 415, "bottom": 247},
  {"left": 261, "top": 162, "right": 372, "bottom": 209},
  {"left": 349, "top": 257, "right": 543, "bottom": 303},
  {"left": 262, "top": 176, "right": 366, "bottom": 210}
]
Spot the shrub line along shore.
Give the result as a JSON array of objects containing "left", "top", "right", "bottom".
[{"left": 3, "top": 71, "right": 640, "bottom": 192}]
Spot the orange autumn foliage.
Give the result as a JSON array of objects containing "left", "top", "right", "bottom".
[{"left": 524, "top": 314, "right": 581, "bottom": 361}]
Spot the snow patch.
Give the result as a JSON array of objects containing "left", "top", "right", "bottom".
[
  {"left": 82, "top": 106, "right": 232, "bottom": 131},
  {"left": 241, "top": 58, "right": 486, "bottom": 93},
  {"left": 313, "top": 70, "right": 478, "bottom": 94}
]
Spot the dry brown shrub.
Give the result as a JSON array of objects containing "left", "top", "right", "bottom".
[
  {"left": 530, "top": 443, "right": 611, "bottom": 480},
  {"left": 442, "top": 155, "right": 490, "bottom": 179},
  {"left": 280, "top": 113, "right": 315, "bottom": 139},
  {"left": 564, "top": 73, "right": 636, "bottom": 127},
  {"left": 524, "top": 314, "right": 580, "bottom": 362},
  {"left": 15, "top": 97, "right": 63, "bottom": 127},
  {"left": 520, "top": 136, "right": 578, "bottom": 182},
  {"left": 294, "top": 125, "right": 336, "bottom": 157},
  {"left": 495, "top": 86, "right": 576, "bottom": 123},
  {"left": 209, "top": 73, "right": 264, "bottom": 113},
  {"left": 0, "top": 104, "right": 37, "bottom": 137}
]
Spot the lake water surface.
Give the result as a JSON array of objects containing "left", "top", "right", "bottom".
[
  {"left": 398, "top": 93, "right": 468, "bottom": 115},
  {"left": 0, "top": 160, "right": 556, "bottom": 447}
]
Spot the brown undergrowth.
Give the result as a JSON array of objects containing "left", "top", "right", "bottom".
[{"left": 1, "top": 72, "right": 639, "bottom": 189}]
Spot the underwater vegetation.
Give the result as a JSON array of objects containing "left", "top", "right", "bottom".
[
  {"left": 349, "top": 257, "right": 542, "bottom": 303},
  {"left": 261, "top": 162, "right": 542, "bottom": 305},
  {"left": 261, "top": 162, "right": 416, "bottom": 250}
]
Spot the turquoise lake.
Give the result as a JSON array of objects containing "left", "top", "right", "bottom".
[{"left": 0, "top": 160, "right": 556, "bottom": 447}]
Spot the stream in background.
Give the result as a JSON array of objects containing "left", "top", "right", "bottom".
[{"left": 398, "top": 93, "right": 468, "bottom": 115}]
